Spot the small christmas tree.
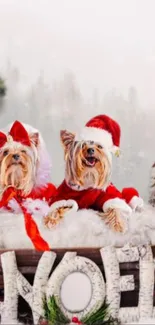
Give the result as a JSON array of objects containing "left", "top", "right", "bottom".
[{"left": 0, "top": 77, "right": 7, "bottom": 97}]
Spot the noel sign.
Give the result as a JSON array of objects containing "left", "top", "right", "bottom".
[{"left": 0, "top": 245, "right": 155, "bottom": 324}]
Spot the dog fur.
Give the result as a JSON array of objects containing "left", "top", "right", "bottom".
[{"left": 46, "top": 129, "right": 143, "bottom": 232}]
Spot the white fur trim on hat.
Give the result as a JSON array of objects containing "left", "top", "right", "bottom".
[
  {"left": 129, "top": 196, "right": 144, "bottom": 211},
  {"left": 103, "top": 198, "right": 132, "bottom": 215},
  {"left": 75, "top": 126, "right": 119, "bottom": 153},
  {"left": 2, "top": 122, "right": 51, "bottom": 188}
]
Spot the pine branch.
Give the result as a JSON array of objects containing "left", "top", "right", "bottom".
[
  {"left": 42, "top": 297, "right": 120, "bottom": 325},
  {"left": 81, "top": 302, "right": 120, "bottom": 325},
  {"left": 43, "top": 296, "right": 69, "bottom": 325},
  {"left": 0, "top": 77, "right": 7, "bottom": 97}
]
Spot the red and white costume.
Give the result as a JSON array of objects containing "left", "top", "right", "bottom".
[
  {"left": 49, "top": 115, "right": 143, "bottom": 218},
  {"left": 0, "top": 121, "right": 57, "bottom": 250},
  {"left": 49, "top": 180, "right": 142, "bottom": 215}
]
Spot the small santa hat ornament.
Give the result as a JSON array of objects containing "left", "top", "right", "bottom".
[{"left": 75, "top": 114, "right": 121, "bottom": 158}]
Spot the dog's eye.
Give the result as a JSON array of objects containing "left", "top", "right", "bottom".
[
  {"left": 21, "top": 150, "right": 26, "bottom": 154},
  {"left": 98, "top": 144, "right": 103, "bottom": 149},
  {"left": 3, "top": 150, "right": 9, "bottom": 156}
]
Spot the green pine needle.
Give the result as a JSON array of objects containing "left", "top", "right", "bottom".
[
  {"left": 43, "top": 295, "right": 69, "bottom": 325},
  {"left": 81, "top": 301, "right": 120, "bottom": 325},
  {"left": 42, "top": 297, "right": 120, "bottom": 325}
]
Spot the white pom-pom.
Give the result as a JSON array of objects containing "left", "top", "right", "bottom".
[
  {"left": 103, "top": 198, "right": 132, "bottom": 216},
  {"left": 129, "top": 196, "right": 144, "bottom": 211}
]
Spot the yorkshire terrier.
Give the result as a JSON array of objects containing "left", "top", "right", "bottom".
[
  {"left": 0, "top": 131, "right": 38, "bottom": 197},
  {"left": 45, "top": 114, "right": 143, "bottom": 232},
  {"left": 61, "top": 131, "right": 111, "bottom": 190},
  {"left": 45, "top": 130, "right": 125, "bottom": 232},
  {"left": 0, "top": 120, "right": 56, "bottom": 250}
]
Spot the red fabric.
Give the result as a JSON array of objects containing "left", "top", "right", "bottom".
[
  {"left": 0, "top": 120, "right": 31, "bottom": 148},
  {"left": 50, "top": 180, "right": 125, "bottom": 211},
  {"left": 0, "top": 183, "right": 57, "bottom": 250},
  {"left": 0, "top": 132, "right": 7, "bottom": 148},
  {"left": 20, "top": 205, "right": 49, "bottom": 251},
  {"left": 26, "top": 183, "right": 57, "bottom": 201},
  {"left": 122, "top": 187, "right": 139, "bottom": 204},
  {"left": 86, "top": 114, "right": 121, "bottom": 147},
  {"left": 9, "top": 121, "right": 31, "bottom": 146},
  {"left": 94, "top": 183, "right": 122, "bottom": 209}
]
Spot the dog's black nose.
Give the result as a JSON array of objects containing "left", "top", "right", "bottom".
[
  {"left": 87, "top": 148, "right": 94, "bottom": 155},
  {"left": 13, "top": 154, "right": 20, "bottom": 161}
]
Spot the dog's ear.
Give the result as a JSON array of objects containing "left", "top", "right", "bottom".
[
  {"left": 60, "top": 130, "right": 75, "bottom": 152},
  {"left": 29, "top": 132, "right": 39, "bottom": 147}
]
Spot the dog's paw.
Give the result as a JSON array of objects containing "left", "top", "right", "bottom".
[
  {"left": 43, "top": 206, "right": 70, "bottom": 229},
  {"left": 99, "top": 208, "right": 125, "bottom": 233},
  {"left": 49, "top": 199, "right": 78, "bottom": 214},
  {"left": 43, "top": 200, "right": 78, "bottom": 229}
]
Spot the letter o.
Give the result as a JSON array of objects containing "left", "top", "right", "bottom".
[{"left": 46, "top": 256, "right": 105, "bottom": 319}]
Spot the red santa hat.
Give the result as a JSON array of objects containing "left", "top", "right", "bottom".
[
  {"left": 75, "top": 114, "right": 121, "bottom": 158},
  {"left": 1, "top": 121, "right": 51, "bottom": 188}
]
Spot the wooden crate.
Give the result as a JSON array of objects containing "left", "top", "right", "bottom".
[{"left": 0, "top": 247, "right": 155, "bottom": 322}]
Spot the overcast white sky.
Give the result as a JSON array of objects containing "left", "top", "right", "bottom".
[{"left": 0, "top": 0, "right": 155, "bottom": 106}]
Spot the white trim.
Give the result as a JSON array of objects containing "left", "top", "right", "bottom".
[
  {"left": 129, "top": 196, "right": 144, "bottom": 211},
  {"left": 75, "top": 127, "right": 114, "bottom": 150},
  {"left": 103, "top": 198, "right": 132, "bottom": 215},
  {"left": 49, "top": 199, "right": 78, "bottom": 212}
]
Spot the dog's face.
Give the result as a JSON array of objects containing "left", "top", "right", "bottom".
[
  {"left": 61, "top": 130, "right": 111, "bottom": 189},
  {"left": 0, "top": 133, "right": 39, "bottom": 195}
]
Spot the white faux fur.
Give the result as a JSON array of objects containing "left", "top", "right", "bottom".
[
  {"left": 103, "top": 198, "right": 132, "bottom": 215},
  {"left": 0, "top": 204, "right": 155, "bottom": 249},
  {"left": 49, "top": 199, "right": 78, "bottom": 212},
  {"left": 129, "top": 196, "right": 144, "bottom": 211},
  {"left": 75, "top": 127, "right": 114, "bottom": 150}
]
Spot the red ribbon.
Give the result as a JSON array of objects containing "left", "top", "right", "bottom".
[
  {"left": 0, "top": 120, "right": 31, "bottom": 148},
  {"left": 72, "top": 317, "right": 82, "bottom": 324},
  {"left": 0, "top": 187, "right": 50, "bottom": 251}
]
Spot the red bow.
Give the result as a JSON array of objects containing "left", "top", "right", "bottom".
[
  {"left": 0, "top": 187, "right": 50, "bottom": 251},
  {"left": 72, "top": 317, "right": 82, "bottom": 324},
  {"left": 0, "top": 120, "right": 31, "bottom": 148}
]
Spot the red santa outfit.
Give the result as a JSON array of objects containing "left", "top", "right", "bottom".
[
  {"left": 49, "top": 180, "right": 141, "bottom": 214},
  {"left": 0, "top": 121, "right": 57, "bottom": 250},
  {"left": 49, "top": 115, "right": 143, "bottom": 218}
]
